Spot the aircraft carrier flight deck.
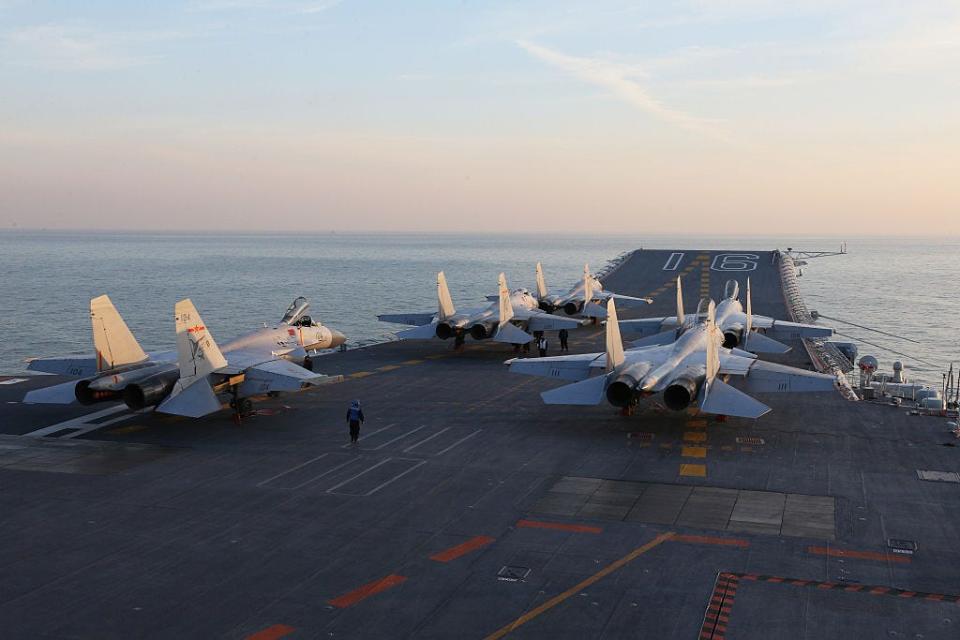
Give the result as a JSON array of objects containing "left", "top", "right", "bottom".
[{"left": 2, "top": 249, "right": 958, "bottom": 640}]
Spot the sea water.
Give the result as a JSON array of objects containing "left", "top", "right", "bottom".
[{"left": 1, "top": 232, "right": 955, "bottom": 386}]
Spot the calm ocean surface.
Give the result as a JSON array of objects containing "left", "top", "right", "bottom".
[{"left": 1, "top": 232, "right": 955, "bottom": 386}]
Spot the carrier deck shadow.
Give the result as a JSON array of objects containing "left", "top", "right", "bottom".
[{"left": 1, "top": 249, "right": 958, "bottom": 639}]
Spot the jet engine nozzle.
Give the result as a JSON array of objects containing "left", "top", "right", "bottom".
[
  {"left": 722, "top": 322, "right": 744, "bottom": 349},
  {"left": 605, "top": 362, "right": 652, "bottom": 407},
  {"left": 563, "top": 300, "right": 584, "bottom": 315},
  {"left": 538, "top": 301, "right": 556, "bottom": 313},
  {"left": 435, "top": 323, "right": 454, "bottom": 340},
  {"left": 469, "top": 322, "right": 496, "bottom": 340},
  {"left": 74, "top": 379, "right": 122, "bottom": 405},
  {"left": 122, "top": 371, "right": 180, "bottom": 411},
  {"left": 663, "top": 377, "right": 700, "bottom": 411}
]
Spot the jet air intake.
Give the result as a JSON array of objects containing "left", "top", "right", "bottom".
[
  {"left": 122, "top": 370, "right": 180, "bottom": 411},
  {"left": 663, "top": 367, "right": 704, "bottom": 411},
  {"left": 469, "top": 321, "right": 496, "bottom": 340},
  {"left": 74, "top": 379, "right": 122, "bottom": 405},
  {"left": 605, "top": 362, "right": 652, "bottom": 408}
]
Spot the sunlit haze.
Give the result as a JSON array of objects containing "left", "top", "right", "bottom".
[{"left": 1, "top": 1, "right": 958, "bottom": 234}]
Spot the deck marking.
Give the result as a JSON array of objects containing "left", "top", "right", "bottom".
[
  {"left": 662, "top": 252, "right": 685, "bottom": 271},
  {"left": 430, "top": 535, "right": 495, "bottom": 563},
  {"left": 0, "top": 378, "right": 28, "bottom": 385},
  {"left": 808, "top": 545, "right": 911, "bottom": 564},
  {"left": 348, "top": 371, "right": 373, "bottom": 379},
  {"left": 516, "top": 519, "right": 602, "bottom": 534},
  {"left": 24, "top": 404, "right": 132, "bottom": 438},
  {"left": 734, "top": 572, "right": 960, "bottom": 602},
  {"left": 288, "top": 457, "right": 362, "bottom": 490},
  {"left": 684, "top": 431, "right": 707, "bottom": 443},
  {"left": 258, "top": 453, "right": 329, "bottom": 486},
  {"left": 680, "top": 463, "right": 707, "bottom": 477},
  {"left": 244, "top": 624, "right": 296, "bottom": 640},
  {"left": 376, "top": 364, "right": 402, "bottom": 372},
  {"left": 402, "top": 359, "right": 425, "bottom": 365},
  {"left": 340, "top": 423, "right": 396, "bottom": 448},
  {"left": 672, "top": 534, "right": 749, "bottom": 548},
  {"left": 326, "top": 457, "right": 427, "bottom": 496},
  {"left": 365, "top": 425, "right": 427, "bottom": 450},
  {"left": 433, "top": 428, "right": 482, "bottom": 455},
  {"left": 328, "top": 574, "right": 407, "bottom": 608},
  {"left": 403, "top": 426, "right": 452, "bottom": 452},
  {"left": 699, "top": 573, "right": 739, "bottom": 640},
  {"left": 682, "top": 446, "right": 707, "bottom": 458},
  {"left": 483, "top": 532, "right": 674, "bottom": 639}
]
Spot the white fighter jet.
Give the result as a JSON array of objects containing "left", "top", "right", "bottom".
[
  {"left": 24, "top": 295, "right": 346, "bottom": 417},
  {"left": 378, "top": 272, "right": 584, "bottom": 348},
  {"left": 507, "top": 298, "right": 838, "bottom": 419},
  {"left": 619, "top": 277, "right": 833, "bottom": 353},
  {"left": 534, "top": 262, "right": 652, "bottom": 319}
]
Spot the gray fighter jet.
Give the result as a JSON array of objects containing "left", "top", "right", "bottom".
[
  {"left": 378, "top": 272, "right": 584, "bottom": 348},
  {"left": 619, "top": 277, "right": 833, "bottom": 353},
  {"left": 507, "top": 298, "right": 838, "bottom": 419},
  {"left": 24, "top": 295, "right": 346, "bottom": 417},
  {"left": 534, "top": 262, "right": 652, "bottom": 319}
]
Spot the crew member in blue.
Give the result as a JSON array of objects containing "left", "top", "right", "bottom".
[{"left": 346, "top": 399, "right": 365, "bottom": 444}]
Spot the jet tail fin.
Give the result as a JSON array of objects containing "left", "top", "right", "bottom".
[
  {"left": 173, "top": 299, "right": 227, "bottom": 379},
  {"left": 157, "top": 299, "right": 227, "bottom": 418},
  {"left": 583, "top": 264, "right": 593, "bottom": 303},
  {"left": 437, "top": 272, "right": 456, "bottom": 321},
  {"left": 535, "top": 262, "right": 548, "bottom": 300},
  {"left": 493, "top": 322, "right": 532, "bottom": 344},
  {"left": 541, "top": 374, "right": 608, "bottom": 405},
  {"left": 497, "top": 273, "right": 514, "bottom": 324},
  {"left": 604, "top": 299, "right": 625, "bottom": 372},
  {"left": 700, "top": 378, "right": 770, "bottom": 419},
  {"left": 676, "top": 277, "right": 686, "bottom": 327},
  {"left": 743, "top": 331, "right": 791, "bottom": 354},
  {"left": 705, "top": 300, "right": 719, "bottom": 384},
  {"left": 90, "top": 295, "right": 147, "bottom": 371}
]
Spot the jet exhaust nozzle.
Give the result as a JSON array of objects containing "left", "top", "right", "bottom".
[
  {"left": 563, "top": 301, "right": 584, "bottom": 315},
  {"left": 435, "top": 323, "right": 454, "bottom": 340},
  {"left": 538, "top": 301, "right": 555, "bottom": 313},
  {"left": 74, "top": 379, "right": 122, "bottom": 405},
  {"left": 723, "top": 331, "right": 740, "bottom": 349},
  {"left": 663, "top": 377, "right": 699, "bottom": 411},
  {"left": 605, "top": 362, "right": 651, "bottom": 408},
  {"left": 469, "top": 322, "right": 496, "bottom": 340},
  {"left": 122, "top": 371, "right": 180, "bottom": 411}
]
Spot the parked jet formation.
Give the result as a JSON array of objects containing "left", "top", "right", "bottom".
[
  {"left": 534, "top": 263, "right": 652, "bottom": 319},
  {"left": 378, "top": 272, "right": 584, "bottom": 348},
  {"left": 24, "top": 295, "right": 346, "bottom": 417},
  {"left": 507, "top": 298, "right": 838, "bottom": 419},
  {"left": 620, "top": 277, "right": 833, "bottom": 353}
]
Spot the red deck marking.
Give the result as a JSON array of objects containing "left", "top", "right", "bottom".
[
  {"left": 808, "top": 545, "right": 911, "bottom": 564},
  {"left": 245, "top": 624, "right": 296, "bottom": 640},
  {"left": 700, "top": 573, "right": 740, "bottom": 640},
  {"left": 516, "top": 519, "right": 602, "bottom": 534},
  {"left": 328, "top": 574, "right": 407, "bottom": 608},
  {"left": 672, "top": 534, "right": 749, "bottom": 548},
  {"left": 430, "top": 535, "right": 495, "bottom": 563}
]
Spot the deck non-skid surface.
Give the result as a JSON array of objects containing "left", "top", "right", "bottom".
[{"left": 1, "top": 249, "right": 959, "bottom": 639}]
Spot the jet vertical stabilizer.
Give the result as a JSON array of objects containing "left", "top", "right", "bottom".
[
  {"left": 493, "top": 273, "right": 532, "bottom": 343},
  {"left": 437, "top": 271, "right": 456, "bottom": 322},
  {"left": 535, "top": 262, "right": 548, "bottom": 300},
  {"left": 676, "top": 277, "right": 686, "bottom": 327},
  {"left": 605, "top": 299, "right": 625, "bottom": 372},
  {"left": 90, "top": 295, "right": 147, "bottom": 371},
  {"left": 157, "top": 299, "right": 227, "bottom": 418}
]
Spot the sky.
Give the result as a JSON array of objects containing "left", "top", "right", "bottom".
[{"left": 0, "top": 1, "right": 958, "bottom": 234}]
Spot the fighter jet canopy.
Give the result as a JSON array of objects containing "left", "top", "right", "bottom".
[
  {"left": 695, "top": 297, "right": 712, "bottom": 323},
  {"left": 724, "top": 280, "right": 740, "bottom": 301},
  {"left": 281, "top": 297, "right": 310, "bottom": 325}
]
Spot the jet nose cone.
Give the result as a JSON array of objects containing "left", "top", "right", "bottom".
[{"left": 330, "top": 328, "right": 347, "bottom": 348}]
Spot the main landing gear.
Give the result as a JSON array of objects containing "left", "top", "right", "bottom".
[{"left": 229, "top": 391, "right": 254, "bottom": 425}]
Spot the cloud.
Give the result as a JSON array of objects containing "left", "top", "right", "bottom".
[
  {"left": 1, "top": 24, "right": 188, "bottom": 71},
  {"left": 517, "top": 40, "right": 728, "bottom": 141}
]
